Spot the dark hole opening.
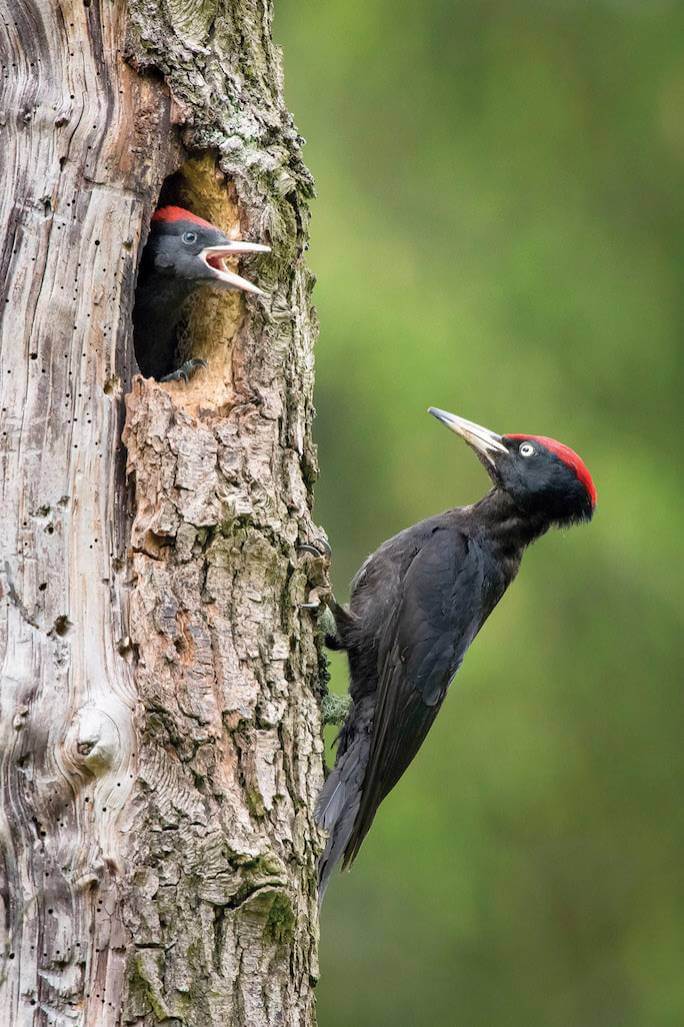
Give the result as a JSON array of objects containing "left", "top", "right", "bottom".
[{"left": 131, "top": 157, "right": 269, "bottom": 389}]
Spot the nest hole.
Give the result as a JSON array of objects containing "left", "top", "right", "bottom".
[{"left": 133, "top": 154, "right": 259, "bottom": 413}]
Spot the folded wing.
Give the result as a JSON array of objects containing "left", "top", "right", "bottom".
[{"left": 343, "top": 527, "right": 485, "bottom": 866}]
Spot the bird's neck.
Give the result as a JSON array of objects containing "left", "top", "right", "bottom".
[{"left": 472, "top": 488, "right": 549, "bottom": 565}]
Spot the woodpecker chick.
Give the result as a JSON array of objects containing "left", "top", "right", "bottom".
[
  {"left": 316, "top": 407, "right": 596, "bottom": 898},
  {"left": 133, "top": 206, "right": 270, "bottom": 381}
]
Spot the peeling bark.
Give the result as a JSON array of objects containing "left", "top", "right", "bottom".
[{"left": 0, "top": 2, "right": 324, "bottom": 1024}]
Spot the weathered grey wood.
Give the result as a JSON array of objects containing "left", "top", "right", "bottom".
[{"left": 0, "top": 2, "right": 324, "bottom": 1024}]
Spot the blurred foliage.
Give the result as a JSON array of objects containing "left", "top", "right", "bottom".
[{"left": 276, "top": 2, "right": 684, "bottom": 1024}]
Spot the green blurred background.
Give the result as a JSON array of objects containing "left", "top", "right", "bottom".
[{"left": 276, "top": 3, "right": 683, "bottom": 1024}]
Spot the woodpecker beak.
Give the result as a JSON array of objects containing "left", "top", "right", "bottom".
[
  {"left": 428, "top": 407, "right": 508, "bottom": 464},
  {"left": 200, "top": 240, "right": 271, "bottom": 296}
]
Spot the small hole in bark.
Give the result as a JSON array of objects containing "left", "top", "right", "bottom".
[{"left": 53, "top": 614, "right": 71, "bottom": 635}]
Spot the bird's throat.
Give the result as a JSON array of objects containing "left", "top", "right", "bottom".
[{"left": 474, "top": 488, "right": 549, "bottom": 562}]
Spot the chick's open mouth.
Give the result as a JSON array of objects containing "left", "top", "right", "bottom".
[{"left": 200, "top": 241, "right": 270, "bottom": 296}]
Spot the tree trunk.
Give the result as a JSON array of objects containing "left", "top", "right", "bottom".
[{"left": 0, "top": 2, "right": 324, "bottom": 1025}]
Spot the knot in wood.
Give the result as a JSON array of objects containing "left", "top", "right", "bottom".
[{"left": 66, "top": 705, "right": 121, "bottom": 776}]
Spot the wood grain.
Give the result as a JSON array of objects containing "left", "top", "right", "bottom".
[{"left": 0, "top": 1, "right": 324, "bottom": 1023}]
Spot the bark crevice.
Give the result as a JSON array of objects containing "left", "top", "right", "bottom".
[{"left": 0, "top": 1, "right": 324, "bottom": 1024}]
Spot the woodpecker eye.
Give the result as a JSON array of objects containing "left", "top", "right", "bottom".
[
  {"left": 182, "top": 231, "right": 198, "bottom": 245},
  {"left": 519, "top": 442, "right": 535, "bottom": 458}
]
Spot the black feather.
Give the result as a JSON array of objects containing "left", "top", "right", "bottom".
[{"left": 315, "top": 437, "right": 593, "bottom": 898}]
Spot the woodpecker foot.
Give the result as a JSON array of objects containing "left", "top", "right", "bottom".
[
  {"left": 296, "top": 537, "right": 332, "bottom": 561},
  {"left": 321, "top": 692, "right": 353, "bottom": 727},
  {"left": 301, "top": 586, "right": 330, "bottom": 611},
  {"left": 318, "top": 606, "right": 343, "bottom": 648},
  {"left": 298, "top": 538, "right": 334, "bottom": 615},
  {"left": 161, "top": 358, "right": 208, "bottom": 384},
  {"left": 301, "top": 588, "right": 354, "bottom": 651}
]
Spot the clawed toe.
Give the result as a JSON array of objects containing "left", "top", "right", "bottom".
[
  {"left": 297, "top": 538, "right": 332, "bottom": 560},
  {"left": 301, "top": 586, "right": 330, "bottom": 611},
  {"left": 161, "top": 358, "right": 208, "bottom": 384}
]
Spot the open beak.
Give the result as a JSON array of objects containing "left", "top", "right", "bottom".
[
  {"left": 428, "top": 407, "right": 507, "bottom": 464},
  {"left": 200, "top": 240, "right": 271, "bottom": 296}
]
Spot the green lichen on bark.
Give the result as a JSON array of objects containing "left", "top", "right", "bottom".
[
  {"left": 320, "top": 692, "right": 352, "bottom": 728},
  {"left": 120, "top": 3, "right": 325, "bottom": 1025},
  {"left": 265, "top": 891, "right": 296, "bottom": 946}
]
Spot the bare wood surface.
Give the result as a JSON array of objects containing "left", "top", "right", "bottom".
[{"left": 0, "top": 1, "right": 323, "bottom": 1024}]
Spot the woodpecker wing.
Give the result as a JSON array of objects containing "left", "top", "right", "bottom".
[{"left": 343, "top": 527, "right": 485, "bottom": 866}]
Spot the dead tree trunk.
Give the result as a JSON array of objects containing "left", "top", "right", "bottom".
[{"left": 0, "top": 2, "right": 324, "bottom": 1024}]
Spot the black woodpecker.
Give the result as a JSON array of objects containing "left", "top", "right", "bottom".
[
  {"left": 132, "top": 206, "right": 270, "bottom": 382},
  {"left": 316, "top": 408, "right": 596, "bottom": 897}
]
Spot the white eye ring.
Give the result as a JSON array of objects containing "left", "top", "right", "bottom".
[
  {"left": 519, "top": 442, "right": 535, "bottom": 458},
  {"left": 182, "top": 231, "right": 198, "bottom": 245}
]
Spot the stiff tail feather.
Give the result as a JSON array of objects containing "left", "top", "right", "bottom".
[{"left": 315, "top": 721, "right": 371, "bottom": 903}]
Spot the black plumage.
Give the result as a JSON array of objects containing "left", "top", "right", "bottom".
[
  {"left": 316, "top": 408, "right": 596, "bottom": 897},
  {"left": 132, "top": 206, "right": 269, "bottom": 381}
]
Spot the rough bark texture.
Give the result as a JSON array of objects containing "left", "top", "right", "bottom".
[{"left": 0, "top": 2, "right": 324, "bottom": 1025}]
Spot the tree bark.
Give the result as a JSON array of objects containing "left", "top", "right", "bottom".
[{"left": 0, "top": 2, "right": 324, "bottom": 1025}]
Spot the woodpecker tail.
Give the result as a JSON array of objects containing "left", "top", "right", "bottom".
[{"left": 315, "top": 698, "right": 373, "bottom": 903}]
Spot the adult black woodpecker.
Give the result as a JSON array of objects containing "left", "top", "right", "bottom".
[
  {"left": 132, "top": 205, "right": 270, "bottom": 381},
  {"left": 316, "top": 408, "right": 596, "bottom": 898}
]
